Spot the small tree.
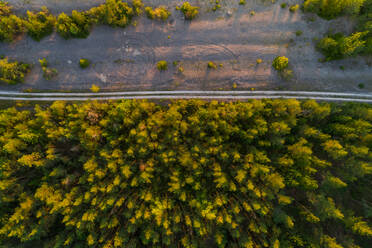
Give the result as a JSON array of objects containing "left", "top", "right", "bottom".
[
  {"left": 272, "top": 56, "right": 289, "bottom": 71},
  {"left": 178, "top": 2, "right": 199, "bottom": 20},
  {"left": 157, "top": 60, "right": 168, "bottom": 71},
  {"left": 79, "top": 58, "right": 91, "bottom": 68}
]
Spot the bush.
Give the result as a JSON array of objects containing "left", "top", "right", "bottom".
[
  {"left": 295, "top": 30, "right": 303, "bottom": 36},
  {"left": 239, "top": 0, "right": 246, "bottom": 5},
  {"left": 157, "top": 60, "right": 168, "bottom": 70},
  {"left": 0, "top": 14, "right": 24, "bottom": 42},
  {"left": 281, "top": 3, "right": 287, "bottom": 8},
  {"left": 0, "top": 57, "right": 30, "bottom": 84},
  {"left": 57, "top": 11, "right": 92, "bottom": 39},
  {"left": 79, "top": 58, "right": 91, "bottom": 68},
  {"left": 179, "top": 2, "right": 199, "bottom": 20},
  {"left": 145, "top": 6, "right": 171, "bottom": 20},
  {"left": 207, "top": 61, "right": 217, "bottom": 69},
  {"left": 25, "top": 7, "right": 56, "bottom": 41},
  {"left": 272, "top": 56, "right": 289, "bottom": 71},
  {"left": 256, "top": 58, "right": 263, "bottom": 64}
]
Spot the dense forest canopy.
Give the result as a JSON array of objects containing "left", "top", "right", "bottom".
[{"left": 0, "top": 100, "right": 371, "bottom": 247}]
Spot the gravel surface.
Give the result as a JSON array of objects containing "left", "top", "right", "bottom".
[{"left": 1, "top": 0, "right": 371, "bottom": 92}]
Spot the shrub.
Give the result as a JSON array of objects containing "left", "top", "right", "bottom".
[
  {"left": 295, "top": 30, "right": 303, "bottom": 36},
  {"left": 239, "top": 0, "right": 246, "bottom": 5},
  {"left": 157, "top": 60, "right": 168, "bottom": 70},
  {"left": 57, "top": 11, "right": 92, "bottom": 39},
  {"left": 207, "top": 61, "right": 217, "bottom": 69},
  {"left": 179, "top": 2, "right": 199, "bottom": 20},
  {"left": 256, "top": 58, "right": 263, "bottom": 64},
  {"left": 289, "top": 4, "right": 299, "bottom": 12},
  {"left": 79, "top": 58, "right": 91, "bottom": 68},
  {"left": 90, "top": 84, "right": 100, "bottom": 92},
  {"left": 272, "top": 56, "right": 289, "bottom": 71},
  {"left": 0, "top": 14, "right": 24, "bottom": 42},
  {"left": 0, "top": 57, "right": 30, "bottom": 84},
  {"left": 281, "top": 3, "right": 287, "bottom": 8},
  {"left": 145, "top": 6, "right": 171, "bottom": 20},
  {"left": 25, "top": 7, "right": 56, "bottom": 41}
]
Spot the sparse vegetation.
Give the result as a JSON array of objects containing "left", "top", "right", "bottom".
[
  {"left": 0, "top": 57, "right": 30, "bottom": 84},
  {"left": 39, "top": 58, "right": 58, "bottom": 80},
  {"left": 145, "top": 6, "right": 171, "bottom": 20},
  {"left": 178, "top": 2, "right": 199, "bottom": 20},
  {"left": 79, "top": 58, "right": 91, "bottom": 68},
  {"left": 157, "top": 60, "right": 168, "bottom": 70}
]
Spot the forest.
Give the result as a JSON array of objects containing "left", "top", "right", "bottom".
[{"left": 0, "top": 99, "right": 371, "bottom": 248}]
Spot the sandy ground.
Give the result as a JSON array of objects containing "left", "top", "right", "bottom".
[{"left": 1, "top": 0, "right": 371, "bottom": 92}]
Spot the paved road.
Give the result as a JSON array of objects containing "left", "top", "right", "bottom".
[{"left": 1, "top": 90, "right": 371, "bottom": 102}]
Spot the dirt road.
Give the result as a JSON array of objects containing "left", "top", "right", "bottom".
[{"left": 1, "top": 0, "right": 371, "bottom": 93}]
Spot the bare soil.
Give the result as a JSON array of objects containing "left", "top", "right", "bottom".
[{"left": 1, "top": 0, "right": 371, "bottom": 92}]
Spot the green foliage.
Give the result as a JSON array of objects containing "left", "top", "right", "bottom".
[
  {"left": 304, "top": 0, "right": 365, "bottom": 19},
  {"left": 0, "top": 14, "right": 24, "bottom": 42},
  {"left": 24, "top": 7, "right": 56, "bottom": 41},
  {"left": 0, "top": 1, "right": 11, "bottom": 16},
  {"left": 79, "top": 58, "right": 91, "bottom": 69},
  {"left": 272, "top": 56, "right": 289, "bottom": 71},
  {"left": 239, "top": 0, "right": 246, "bottom": 5},
  {"left": 56, "top": 11, "right": 92, "bottom": 39},
  {"left": 145, "top": 6, "right": 171, "bottom": 20},
  {"left": 0, "top": 57, "right": 30, "bottom": 84},
  {"left": 0, "top": 100, "right": 371, "bottom": 247},
  {"left": 179, "top": 2, "right": 199, "bottom": 20},
  {"left": 157, "top": 60, "right": 168, "bottom": 70},
  {"left": 281, "top": 3, "right": 287, "bottom": 8},
  {"left": 132, "top": 0, "right": 144, "bottom": 15},
  {"left": 317, "top": 32, "right": 367, "bottom": 60}
]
